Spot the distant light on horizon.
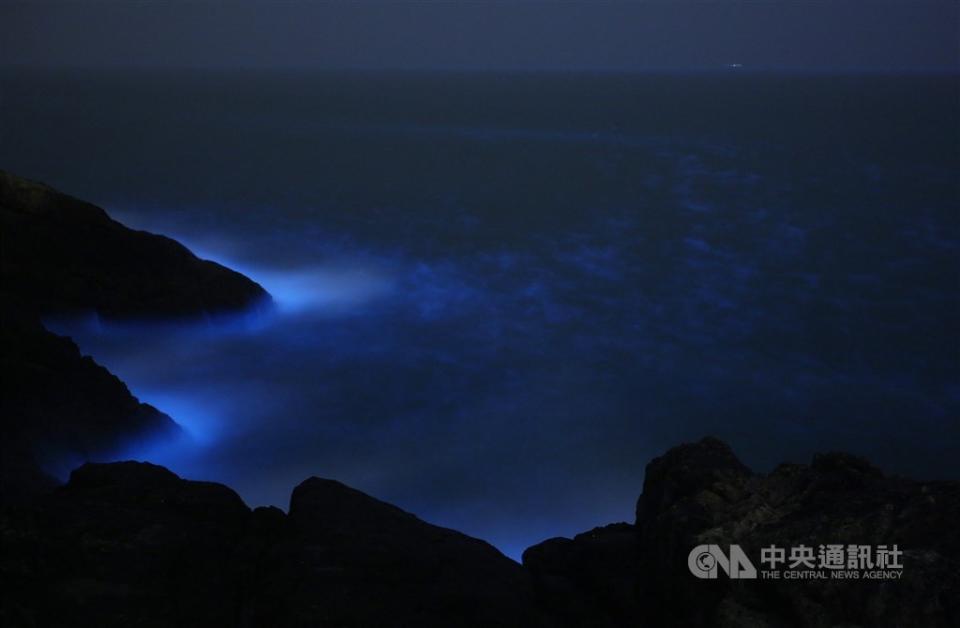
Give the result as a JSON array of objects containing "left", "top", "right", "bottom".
[{"left": 1, "top": 2, "right": 956, "bottom": 73}]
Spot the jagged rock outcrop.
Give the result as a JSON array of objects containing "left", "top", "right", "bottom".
[
  {"left": 0, "top": 463, "right": 545, "bottom": 628},
  {"left": 1, "top": 462, "right": 260, "bottom": 627},
  {"left": 525, "top": 437, "right": 960, "bottom": 628},
  {"left": 523, "top": 523, "right": 639, "bottom": 627},
  {"left": 3, "top": 439, "right": 957, "bottom": 627},
  {"left": 0, "top": 170, "right": 269, "bottom": 320},
  {"left": 0, "top": 310, "right": 180, "bottom": 502},
  {"left": 269, "top": 477, "right": 543, "bottom": 627},
  {"left": 0, "top": 171, "right": 270, "bottom": 501}
]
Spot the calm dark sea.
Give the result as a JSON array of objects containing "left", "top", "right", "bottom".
[{"left": 2, "top": 70, "right": 958, "bottom": 558}]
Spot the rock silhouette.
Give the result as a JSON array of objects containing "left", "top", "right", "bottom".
[
  {"left": 525, "top": 437, "right": 960, "bottom": 627},
  {"left": 0, "top": 310, "right": 180, "bottom": 501},
  {"left": 1, "top": 170, "right": 269, "bottom": 320},
  {"left": 3, "top": 439, "right": 957, "bottom": 627},
  {"left": 0, "top": 171, "right": 268, "bottom": 500},
  {"left": 1, "top": 462, "right": 542, "bottom": 627}
]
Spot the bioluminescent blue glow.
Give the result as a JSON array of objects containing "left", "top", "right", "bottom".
[{"left": 10, "top": 71, "right": 959, "bottom": 560}]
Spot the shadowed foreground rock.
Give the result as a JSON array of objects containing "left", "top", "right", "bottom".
[
  {"left": 525, "top": 437, "right": 960, "bottom": 627},
  {"left": 2, "top": 440, "right": 956, "bottom": 627},
  {"left": 522, "top": 523, "right": 639, "bottom": 627},
  {"left": 0, "top": 462, "right": 544, "bottom": 628}
]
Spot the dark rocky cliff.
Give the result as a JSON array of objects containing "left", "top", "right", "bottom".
[
  {"left": 0, "top": 310, "right": 180, "bottom": 501},
  {"left": 0, "top": 170, "right": 269, "bottom": 320},
  {"left": 0, "top": 171, "right": 269, "bottom": 499}
]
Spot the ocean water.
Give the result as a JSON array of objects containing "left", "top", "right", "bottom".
[{"left": 2, "top": 70, "right": 958, "bottom": 559}]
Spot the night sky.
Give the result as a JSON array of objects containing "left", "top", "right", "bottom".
[{"left": 2, "top": 1, "right": 957, "bottom": 72}]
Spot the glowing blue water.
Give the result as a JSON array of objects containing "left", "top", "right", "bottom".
[{"left": 10, "top": 71, "right": 960, "bottom": 559}]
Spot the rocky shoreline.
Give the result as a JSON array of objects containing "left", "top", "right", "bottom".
[
  {"left": 3, "top": 437, "right": 956, "bottom": 627},
  {"left": 1, "top": 171, "right": 269, "bottom": 496},
  {"left": 2, "top": 172, "right": 956, "bottom": 627}
]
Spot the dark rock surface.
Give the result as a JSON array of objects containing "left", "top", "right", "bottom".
[
  {"left": 0, "top": 171, "right": 268, "bottom": 502},
  {"left": 0, "top": 170, "right": 269, "bottom": 320},
  {"left": 0, "top": 308, "right": 180, "bottom": 502},
  {"left": 1, "top": 462, "right": 260, "bottom": 628},
  {"left": 270, "top": 477, "right": 543, "bottom": 627},
  {"left": 524, "top": 437, "right": 960, "bottom": 628},
  {"left": 0, "top": 462, "right": 544, "bottom": 628},
  {"left": 523, "top": 523, "right": 640, "bottom": 627},
  {"left": 4, "top": 439, "right": 955, "bottom": 627}
]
